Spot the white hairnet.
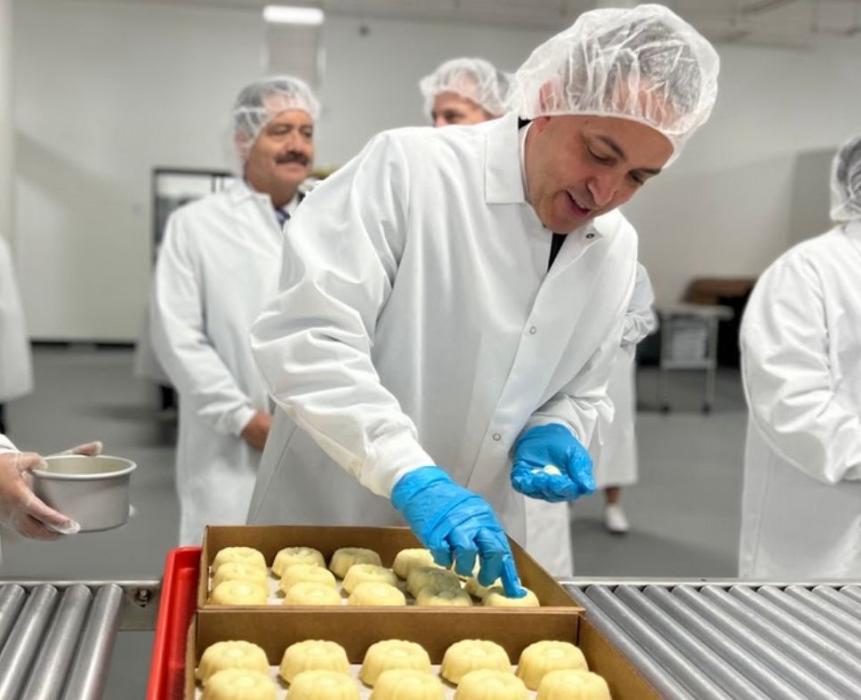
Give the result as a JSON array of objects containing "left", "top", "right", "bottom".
[
  {"left": 419, "top": 58, "right": 512, "bottom": 118},
  {"left": 830, "top": 135, "right": 861, "bottom": 222},
  {"left": 233, "top": 76, "right": 320, "bottom": 161},
  {"left": 509, "top": 4, "right": 719, "bottom": 158}
]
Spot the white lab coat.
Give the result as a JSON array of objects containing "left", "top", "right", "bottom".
[
  {"left": 0, "top": 237, "right": 33, "bottom": 402},
  {"left": 739, "top": 222, "right": 861, "bottom": 579},
  {"left": 527, "top": 265, "right": 656, "bottom": 575},
  {"left": 150, "top": 180, "right": 291, "bottom": 546},
  {"left": 593, "top": 263, "right": 658, "bottom": 488},
  {"left": 248, "top": 114, "right": 638, "bottom": 569}
]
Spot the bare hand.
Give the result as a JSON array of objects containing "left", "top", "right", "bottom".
[{"left": 241, "top": 411, "right": 272, "bottom": 451}]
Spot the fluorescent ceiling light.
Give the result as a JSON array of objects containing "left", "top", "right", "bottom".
[{"left": 263, "top": 5, "right": 325, "bottom": 25}]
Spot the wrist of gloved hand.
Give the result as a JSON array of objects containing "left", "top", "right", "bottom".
[
  {"left": 0, "top": 451, "right": 81, "bottom": 539},
  {"left": 511, "top": 423, "right": 595, "bottom": 502},
  {"left": 392, "top": 466, "right": 524, "bottom": 597}
]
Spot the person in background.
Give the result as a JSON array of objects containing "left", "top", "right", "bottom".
[
  {"left": 738, "top": 134, "right": 861, "bottom": 579},
  {"left": 419, "top": 57, "right": 511, "bottom": 126},
  {"left": 0, "top": 434, "right": 101, "bottom": 541},
  {"left": 247, "top": 5, "right": 719, "bottom": 593},
  {"left": 591, "top": 263, "right": 658, "bottom": 534},
  {"left": 0, "top": 236, "right": 33, "bottom": 434},
  {"left": 150, "top": 76, "right": 319, "bottom": 546}
]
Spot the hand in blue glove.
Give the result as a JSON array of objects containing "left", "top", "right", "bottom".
[
  {"left": 511, "top": 423, "right": 595, "bottom": 502},
  {"left": 391, "top": 466, "right": 525, "bottom": 598}
]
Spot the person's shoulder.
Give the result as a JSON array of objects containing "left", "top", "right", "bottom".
[
  {"left": 371, "top": 122, "right": 486, "bottom": 161},
  {"left": 765, "top": 227, "right": 846, "bottom": 278}
]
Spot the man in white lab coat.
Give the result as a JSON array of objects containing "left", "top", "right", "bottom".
[
  {"left": 739, "top": 134, "right": 861, "bottom": 579},
  {"left": 151, "top": 76, "right": 320, "bottom": 546},
  {"left": 249, "top": 6, "right": 719, "bottom": 591},
  {"left": 419, "top": 57, "right": 511, "bottom": 127}
]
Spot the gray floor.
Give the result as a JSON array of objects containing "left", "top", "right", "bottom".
[{"left": 0, "top": 347, "right": 749, "bottom": 697}]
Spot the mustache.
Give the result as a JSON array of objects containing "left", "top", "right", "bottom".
[{"left": 275, "top": 151, "right": 310, "bottom": 166}]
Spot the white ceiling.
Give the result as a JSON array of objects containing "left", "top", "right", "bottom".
[{"left": 66, "top": 0, "right": 861, "bottom": 46}]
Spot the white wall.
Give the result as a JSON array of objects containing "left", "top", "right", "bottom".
[{"left": 12, "top": 0, "right": 861, "bottom": 339}]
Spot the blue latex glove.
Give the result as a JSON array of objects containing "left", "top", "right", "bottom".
[
  {"left": 511, "top": 424, "right": 595, "bottom": 502},
  {"left": 391, "top": 466, "right": 525, "bottom": 598}
]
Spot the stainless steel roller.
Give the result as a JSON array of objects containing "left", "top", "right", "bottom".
[
  {"left": 0, "top": 584, "right": 26, "bottom": 650},
  {"left": 615, "top": 585, "right": 771, "bottom": 700},
  {"left": 20, "top": 584, "right": 93, "bottom": 700},
  {"left": 758, "top": 586, "right": 861, "bottom": 659},
  {"left": 784, "top": 585, "right": 861, "bottom": 640},
  {"left": 839, "top": 585, "right": 861, "bottom": 607},
  {"left": 671, "top": 586, "right": 839, "bottom": 700},
  {"left": 62, "top": 583, "right": 123, "bottom": 700},
  {"left": 586, "top": 585, "right": 733, "bottom": 700},
  {"left": 702, "top": 586, "right": 858, "bottom": 697},
  {"left": 813, "top": 585, "right": 861, "bottom": 619},
  {"left": 566, "top": 585, "right": 695, "bottom": 699},
  {"left": 0, "top": 584, "right": 59, "bottom": 699},
  {"left": 643, "top": 585, "right": 806, "bottom": 700}
]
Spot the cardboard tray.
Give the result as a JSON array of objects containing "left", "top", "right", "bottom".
[
  {"left": 185, "top": 608, "right": 660, "bottom": 699},
  {"left": 199, "top": 525, "right": 577, "bottom": 611}
]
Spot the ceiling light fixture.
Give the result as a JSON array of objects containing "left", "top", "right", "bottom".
[{"left": 263, "top": 5, "right": 325, "bottom": 26}]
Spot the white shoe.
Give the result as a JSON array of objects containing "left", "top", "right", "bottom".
[{"left": 604, "top": 504, "right": 630, "bottom": 534}]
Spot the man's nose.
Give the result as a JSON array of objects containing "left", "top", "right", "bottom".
[{"left": 587, "top": 173, "right": 620, "bottom": 208}]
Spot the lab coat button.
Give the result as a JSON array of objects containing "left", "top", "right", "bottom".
[
  {"left": 586, "top": 232, "right": 595, "bottom": 239},
  {"left": 492, "top": 433, "right": 502, "bottom": 442},
  {"left": 529, "top": 326, "right": 538, "bottom": 335}
]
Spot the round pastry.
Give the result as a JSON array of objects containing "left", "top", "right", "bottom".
[
  {"left": 416, "top": 587, "right": 472, "bottom": 607},
  {"left": 279, "top": 564, "right": 338, "bottom": 593},
  {"left": 536, "top": 670, "right": 611, "bottom": 700},
  {"left": 211, "top": 547, "right": 267, "bottom": 574},
  {"left": 197, "top": 641, "right": 269, "bottom": 683},
  {"left": 210, "top": 580, "right": 268, "bottom": 606},
  {"left": 201, "top": 669, "right": 277, "bottom": 700},
  {"left": 286, "top": 670, "right": 360, "bottom": 700},
  {"left": 213, "top": 562, "right": 270, "bottom": 590},
  {"left": 359, "top": 639, "right": 432, "bottom": 686},
  {"left": 279, "top": 640, "right": 350, "bottom": 683},
  {"left": 454, "top": 669, "right": 527, "bottom": 700},
  {"left": 406, "top": 566, "right": 462, "bottom": 597},
  {"left": 329, "top": 547, "right": 382, "bottom": 578},
  {"left": 272, "top": 546, "right": 326, "bottom": 577},
  {"left": 348, "top": 582, "right": 406, "bottom": 607},
  {"left": 465, "top": 576, "right": 500, "bottom": 600},
  {"left": 441, "top": 640, "right": 511, "bottom": 684},
  {"left": 342, "top": 564, "right": 399, "bottom": 594},
  {"left": 483, "top": 587, "right": 540, "bottom": 608},
  {"left": 392, "top": 549, "right": 438, "bottom": 580},
  {"left": 370, "top": 669, "right": 445, "bottom": 700},
  {"left": 516, "top": 641, "right": 588, "bottom": 690},
  {"left": 283, "top": 582, "right": 343, "bottom": 607}
]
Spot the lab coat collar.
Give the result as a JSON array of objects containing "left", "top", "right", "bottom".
[
  {"left": 229, "top": 178, "right": 301, "bottom": 213},
  {"left": 484, "top": 112, "right": 527, "bottom": 205},
  {"left": 484, "top": 112, "right": 615, "bottom": 240}
]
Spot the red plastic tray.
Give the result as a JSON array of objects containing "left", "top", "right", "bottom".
[{"left": 146, "top": 547, "right": 201, "bottom": 700}]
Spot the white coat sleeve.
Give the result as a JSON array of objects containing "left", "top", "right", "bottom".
[
  {"left": 251, "top": 133, "right": 434, "bottom": 498},
  {"left": 0, "top": 433, "right": 16, "bottom": 454},
  {"left": 150, "top": 213, "right": 256, "bottom": 437},
  {"left": 740, "top": 254, "right": 861, "bottom": 484},
  {"left": 621, "top": 263, "right": 658, "bottom": 347},
  {"left": 526, "top": 314, "right": 626, "bottom": 447}
]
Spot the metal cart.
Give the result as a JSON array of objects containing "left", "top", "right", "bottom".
[
  {"left": 656, "top": 304, "right": 734, "bottom": 414},
  {"left": 0, "top": 578, "right": 159, "bottom": 699}
]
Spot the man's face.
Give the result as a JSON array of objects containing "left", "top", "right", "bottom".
[
  {"left": 431, "top": 92, "right": 492, "bottom": 127},
  {"left": 243, "top": 108, "right": 314, "bottom": 203},
  {"left": 524, "top": 114, "right": 673, "bottom": 233}
]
